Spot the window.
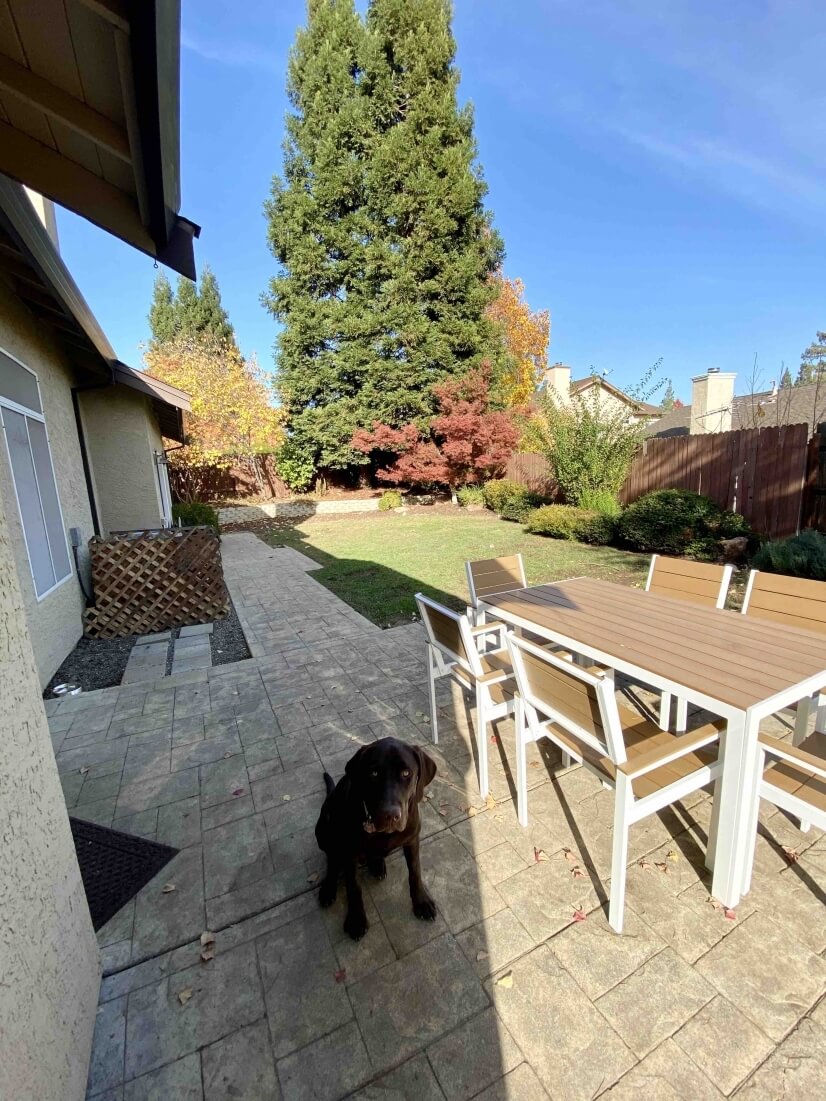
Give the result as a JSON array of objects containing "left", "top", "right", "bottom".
[{"left": 0, "top": 349, "right": 72, "bottom": 599}]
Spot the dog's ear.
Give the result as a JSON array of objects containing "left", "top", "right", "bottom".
[
  {"left": 344, "top": 745, "right": 371, "bottom": 786},
  {"left": 412, "top": 746, "right": 437, "bottom": 803}
]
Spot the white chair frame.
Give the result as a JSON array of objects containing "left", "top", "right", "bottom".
[
  {"left": 648, "top": 555, "right": 733, "bottom": 731},
  {"left": 416, "top": 593, "right": 516, "bottom": 798},
  {"left": 506, "top": 632, "right": 723, "bottom": 933},
  {"left": 742, "top": 733, "right": 826, "bottom": 893}
]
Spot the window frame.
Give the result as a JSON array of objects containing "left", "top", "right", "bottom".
[{"left": 0, "top": 345, "right": 73, "bottom": 602}]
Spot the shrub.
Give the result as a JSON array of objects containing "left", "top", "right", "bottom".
[
  {"left": 576, "top": 488, "right": 622, "bottom": 518},
  {"left": 525, "top": 505, "right": 616, "bottom": 545},
  {"left": 751, "top": 530, "right": 826, "bottom": 580},
  {"left": 499, "top": 488, "right": 545, "bottom": 522},
  {"left": 482, "top": 478, "right": 523, "bottom": 513},
  {"left": 617, "top": 489, "right": 750, "bottom": 558},
  {"left": 275, "top": 439, "right": 316, "bottom": 493},
  {"left": 172, "top": 501, "right": 219, "bottom": 529},
  {"left": 378, "top": 489, "right": 403, "bottom": 511},
  {"left": 456, "top": 485, "right": 485, "bottom": 507}
]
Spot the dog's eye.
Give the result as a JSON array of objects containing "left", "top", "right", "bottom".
[
  {"left": 401, "top": 769, "right": 411, "bottom": 779},
  {"left": 370, "top": 769, "right": 379, "bottom": 778}
]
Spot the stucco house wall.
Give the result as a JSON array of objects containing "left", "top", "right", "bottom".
[
  {"left": 0, "top": 491, "right": 100, "bottom": 1101},
  {"left": 80, "top": 385, "right": 166, "bottom": 534},
  {"left": 0, "top": 280, "right": 93, "bottom": 685}
]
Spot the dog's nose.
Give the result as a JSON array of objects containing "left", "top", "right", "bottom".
[{"left": 377, "top": 805, "right": 403, "bottom": 830}]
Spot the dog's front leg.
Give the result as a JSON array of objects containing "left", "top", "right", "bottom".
[
  {"left": 342, "top": 855, "right": 368, "bottom": 940},
  {"left": 404, "top": 839, "right": 437, "bottom": 921},
  {"left": 318, "top": 851, "right": 339, "bottom": 909}
]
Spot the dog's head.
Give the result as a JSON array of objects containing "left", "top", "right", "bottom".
[{"left": 345, "top": 737, "right": 437, "bottom": 834}]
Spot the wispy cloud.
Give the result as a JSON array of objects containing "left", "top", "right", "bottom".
[{"left": 181, "top": 31, "right": 280, "bottom": 73}]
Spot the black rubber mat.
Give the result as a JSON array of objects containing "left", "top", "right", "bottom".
[{"left": 70, "top": 817, "right": 178, "bottom": 931}]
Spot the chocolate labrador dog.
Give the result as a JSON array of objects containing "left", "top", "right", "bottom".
[{"left": 315, "top": 737, "right": 438, "bottom": 940}]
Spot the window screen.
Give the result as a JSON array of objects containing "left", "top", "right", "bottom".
[{"left": 1, "top": 404, "right": 71, "bottom": 598}]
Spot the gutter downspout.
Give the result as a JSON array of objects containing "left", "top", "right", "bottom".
[{"left": 70, "top": 363, "right": 116, "bottom": 539}]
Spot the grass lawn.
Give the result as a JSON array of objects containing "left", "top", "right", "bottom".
[{"left": 262, "top": 509, "right": 650, "bottom": 627}]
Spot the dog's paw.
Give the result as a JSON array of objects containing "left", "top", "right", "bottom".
[
  {"left": 343, "top": 909, "right": 369, "bottom": 941},
  {"left": 318, "top": 880, "right": 337, "bottom": 909},
  {"left": 368, "top": 857, "right": 387, "bottom": 881},
  {"left": 412, "top": 894, "right": 437, "bottom": 922}
]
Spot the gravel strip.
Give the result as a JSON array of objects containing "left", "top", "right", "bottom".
[
  {"left": 44, "top": 634, "right": 137, "bottom": 697},
  {"left": 211, "top": 596, "right": 250, "bottom": 665}
]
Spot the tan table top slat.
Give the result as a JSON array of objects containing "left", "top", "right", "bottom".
[{"left": 484, "top": 577, "right": 826, "bottom": 712}]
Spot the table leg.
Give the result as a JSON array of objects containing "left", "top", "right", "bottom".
[{"left": 710, "top": 710, "right": 760, "bottom": 908}]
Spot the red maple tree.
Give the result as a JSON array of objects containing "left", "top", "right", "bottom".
[{"left": 352, "top": 366, "right": 519, "bottom": 491}]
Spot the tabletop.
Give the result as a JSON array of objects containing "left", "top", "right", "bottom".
[{"left": 482, "top": 576, "right": 826, "bottom": 713}]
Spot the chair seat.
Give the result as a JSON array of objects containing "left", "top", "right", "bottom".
[
  {"left": 762, "top": 732, "right": 826, "bottom": 814},
  {"left": 546, "top": 709, "right": 721, "bottom": 798}
]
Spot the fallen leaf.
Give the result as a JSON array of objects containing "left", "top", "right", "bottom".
[
  {"left": 421, "top": 717, "right": 431, "bottom": 725},
  {"left": 438, "top": 804, "right": 449, "bottom": 818},
  {"left": 223, "top": 752, "right": 233, "bottom": 759},
  {"left": 493, "top": 813, "right": 504, "bottom": 822},
  {"left": 666, "top": 850, "right": 680, "bottom": 863},
  {"left": 637, "top": 859, "right": 653, "bottom": 872},
  {"left": 495, "top": 971, "right": 514, "bottom": 988},
  {"left": 334, "top": 968, "right": 347, "bottom": 984},
  {"left": 484, "top": 794, "right": 497, "bottom": 811},
  {"left": 533, "top": 847, "right": 548, "bottom": 863},
  {"left": 573, "top": 909, "right": 587, "bottom": 922},
  {"left": 282, "top": 795, "right": 291, "bottom": 802},
  {"left": 782, "top": 847, "right": 800, "bottom": 864},
  {"left": 200, "top": 931, "right": 215, "bottom": 948},
  {"left": 307, "top": 871, "right": 319, "bottom": 884},
  {"left": 177, "top": 988, "right": 193, "bottom": 1006},
  {"left": 476, "top": 950, "right": 489, "bottom": 961},
  {"left": 654, "top": 862, "right": 670, "bottom": 875},
  {"left": 528, "top": 761, "right": 540, "bottom": 769},
  {"left": 467, "top": 806, "right": 478, "bottom": 817},
  {"left": 231, "top": 788, "right": 245, "bottom": 797},
  {"left": 490, "top": 734, "right": 499, "bottom": 743},
  {"left": 562, "top": 848, "right": 578, "bottom": 865},
  {"left": 708, "top": 896, "right": 724, "bottom": 912},
  {"left": 724, "top": 909, "right": 737, "bottom": 921},
  {"left": 79, "top": 767, "right": 90, "bottom": 776},
  {"left": 200, "top": 946, "right": 215, "bottom": 963},
  {"left": 161, "top": 883, "right": 176, "bottom": 894},
  {"left": 571, "top": 866, "right": 586, "bottom": 879}
]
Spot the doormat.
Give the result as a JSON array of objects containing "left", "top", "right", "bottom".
[{"left": 70, "top": 817, "right": 178, "bottom": 931}]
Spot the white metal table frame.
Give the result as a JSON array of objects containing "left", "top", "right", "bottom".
[{"left": 481, "top": 583, "right": 826, "bottom": 908}]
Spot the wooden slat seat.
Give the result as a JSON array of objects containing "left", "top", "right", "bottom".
[{"left": 759, "top": 731, "right": 826, "bottom": 814}]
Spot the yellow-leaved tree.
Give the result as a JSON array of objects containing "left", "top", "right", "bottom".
[
  {"left": 144, "top": 335, "right": 283, "bottom": 500},
  {"left": 486, "top": 271, "right": 550, "bottom": 407}
]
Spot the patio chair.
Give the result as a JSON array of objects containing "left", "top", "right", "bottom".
[
  {"left": 742, "top": 570, "right": 826, "bottom": 741},
  {"left": 466, "top": 554, "right": 527, "bottom": 627},
  {"left": 506, "top": 632, "right": 724, "bottom": 933},
  {"left": 416, "top": 592, "right": 516, "bottom": 798},
  {"left": 742, "top": 731, "right": 826, "bottom": 892},
  {"left": 647, "top": 555, "right": 733, "bottom": 731}
]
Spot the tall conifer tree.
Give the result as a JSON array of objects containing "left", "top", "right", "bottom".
[
  {"left": 264, "top": 0, "right": 502, "bottom": 473},
  {"left": 148, "top": 265, "right": 236, "bottom": 349}
]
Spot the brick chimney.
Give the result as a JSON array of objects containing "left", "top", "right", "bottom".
[
  {"left": 690, "top": 369, "right": 736, "bottom": 434},
  {"left": 543, "top": 362, "right": 571, "bottom": 405}
]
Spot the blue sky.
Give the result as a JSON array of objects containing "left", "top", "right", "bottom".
[{"left": 56, "top": 0, "right": 826, "bottom": 402}]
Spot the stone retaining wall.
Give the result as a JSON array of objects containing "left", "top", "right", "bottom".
[{"left": 218, "top": 498, "right": 380, "bottom": 524}]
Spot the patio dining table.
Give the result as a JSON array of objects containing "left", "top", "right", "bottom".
[{"left": 481, "top": 576, "right": 826, "bottom": 908}]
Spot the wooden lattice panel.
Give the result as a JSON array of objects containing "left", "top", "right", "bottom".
[{"left": 84, "top": 528, "right": 229, "bottom": 639}]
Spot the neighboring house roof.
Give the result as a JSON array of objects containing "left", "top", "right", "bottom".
[
  {"left": 0, "top": 0, "right": 199, "bottom": 278},
  {"left": 0, "top": 176, "right": 190, "bottom": 440},
  {"left": 569, "top": 375, "right": 662, "bottom": 417},
  {"left": 645, "top": 384, "right": 826, "bottom": 438}
]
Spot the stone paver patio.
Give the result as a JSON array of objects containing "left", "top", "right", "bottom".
[{"left": 48, "top": 533, "right": 826, "bottom": 1100}]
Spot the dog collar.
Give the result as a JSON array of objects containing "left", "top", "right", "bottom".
[{"left": 362, "top": 801, "right": 376, "bottom": 834}]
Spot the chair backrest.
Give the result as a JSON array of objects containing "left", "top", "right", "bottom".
[
  {"left": 506, "top": 633, "right": 626, "bottom": 765},
  {"left": 416, "top": 593, "right": 480, "bottom": 675},
  {"left": 466, "top": 554, "right": 527, "bottom": 609},
  {"left": 646, "top": 554, "right": 733, "bottom": 609},
  {"left": 742, "top": 570, "right": 826, "bottom": 635}
]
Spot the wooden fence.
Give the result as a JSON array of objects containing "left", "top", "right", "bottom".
[
  {"left": 507, "top": 422, "right": 815, "bottom": 539},
  {"left": 503, "top": 453, "right": 558, "bottom": 496}
]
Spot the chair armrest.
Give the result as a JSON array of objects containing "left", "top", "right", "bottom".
[
  {"left": 617, "top": 723, "right": 723, "bottom": 780},
  {"left": 759, "top": 733, "right": 826, "bottom": 781},
  {"left": 469, "top": 620, "right": 504, "bottom": 639}
]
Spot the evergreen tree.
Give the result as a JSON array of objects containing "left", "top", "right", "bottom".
[
  {"left": 360, "top": 0, "right": 503, "bottom": 424},
  {"left": 661, "top": 379, "right": 677, "bottom": 409},
  {"left": 797, "top": 331, "right": 826, "bottom": 385},
  {"left": 779, "top": 366, "right": 793, "bottom": 389},
  {"left": 148, "top": 264, "right": 236, "bottom": 349},
  {"left": 264, "top": 0, "right": 502, "bottom": 473}
]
